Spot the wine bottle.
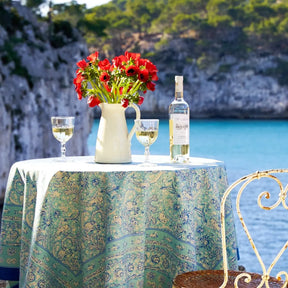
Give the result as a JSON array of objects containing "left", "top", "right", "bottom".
[{"left": 169, "top": 75, "right": 190, "bottom": 163}]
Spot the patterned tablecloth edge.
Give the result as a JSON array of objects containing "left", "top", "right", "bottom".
[{"left": 11, "top": 155, "right": 225, "bottom": 174}]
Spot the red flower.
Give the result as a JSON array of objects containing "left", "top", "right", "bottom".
[
  {"left": 145, "top": 60, "right": 158, "bottom": 73},
  {"left": 76, "top": 59, "right": 89, "bottom": 70},
  {"left": 136, "top": 58, "right": 148, "bottom": 67},
  {"left": 127, "top": 85, "right": 133, "bottom": 93},
  {"left": 146, "top": 81, "right": 156, "bottom": 91},
  {"left": 151, "top": 71, "right": 159, "bottom": 81},
  {"left": 98, "top": 59, "right": 111, "bottom": 70},
  {"left": 104, "top": 84, "right": 111, "bottom": 92},
  {"left": 87, "top": 96, "right": 101, "bottom": 107},
  {"left": 138, "top": 69, "right": 149, "bottom": 82},
  {"left": 87, "top": 51, "right": 99, "bottom": 63},
  {"left": 74, "top": 83, "right": 83, "bottom": 100},
  {"left": 73, "top": 73, "right": 85, "bottom": 100},
  {"left": 74, "top": 83, "right": 82, "bottom": 93},
  {"left": 112, "top": 55, "right": 127, "bottom": 68},
  {"left": 100, "top": 72, "right": 110, "bottom": 82},
  {"left": 121, "top": 98, "right": 129, "bottom": 108},
  {"left": 76, "top": 90, "right": 83, "bottom": 100},
  {"left": 138, "top": 96, "right": 144, "bottom": 105},
  {"left": 137, "top": 59, "right": 158, "bottom": 81},
  {"left": 126, "top": 65, "right": 139, "bottom": 77},
  {"left": 73, "top": 74, "right": 85, "bottom": 85},
  {"left": 125, "top": 51, "right": 140, "bottom": 61}
]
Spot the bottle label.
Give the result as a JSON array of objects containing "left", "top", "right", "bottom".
[{"left": 171, "top": 114, "right": 189, "bottom": 145}]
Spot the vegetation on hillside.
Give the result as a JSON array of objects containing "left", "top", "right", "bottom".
[
  {"left": 2, "top": 0, "right": 288, "bottom": 69},
  {"left": 45, "top": 0, "right": 288, "bottom": 60}
]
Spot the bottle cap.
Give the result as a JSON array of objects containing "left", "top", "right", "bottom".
[{"left": 175, "top": 75, "right": 183, "bottom": 92}]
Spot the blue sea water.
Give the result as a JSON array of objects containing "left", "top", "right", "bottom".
[{"left": 88, "top": 119, "right": 288, "bottom": 275}]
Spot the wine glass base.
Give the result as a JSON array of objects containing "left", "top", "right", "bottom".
[
  {"left": 53, "top": 157, "right": 68, "bottom": 162},
  {"left": 138, "top": 162, "right": 157, "bottom": 167}
]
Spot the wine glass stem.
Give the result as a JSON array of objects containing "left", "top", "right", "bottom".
[
  {"left": 61, "top": 143, "right": 66, "bottom": 158},
  {"left": 144, "top": 146, "right": 150, "bottom": 163}
]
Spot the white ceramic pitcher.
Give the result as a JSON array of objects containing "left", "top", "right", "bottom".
[{"left": 95, "top": 103, "right": 141, "bottom": 163}]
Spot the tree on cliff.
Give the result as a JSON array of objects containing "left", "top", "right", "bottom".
[{"left": 16, "top": 0, "right": 288, "bottom": 69}]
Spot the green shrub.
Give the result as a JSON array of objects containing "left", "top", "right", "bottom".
[
  {"left": 49, "top": 20, "right": 76, "bottom": 48},
  {"left": 0, "top": 4, "right": 27, "bottom": 35},
  {"left": 1, "top": 40, "right": 33, "bottom": 88}
]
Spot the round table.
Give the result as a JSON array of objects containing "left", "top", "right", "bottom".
[{"left": 0, "top": 155, "right": 238, "bottom": 288}]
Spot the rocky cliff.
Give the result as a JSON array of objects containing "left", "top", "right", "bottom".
[
  {"left": 139, "top": 51, "right": 288, "bottom": 119},
  {"left": 0, "top": 3, "right": 93, "bottom": 200},
  {"left": 2, "top": 3, "right": 288, "bottom": 200}
]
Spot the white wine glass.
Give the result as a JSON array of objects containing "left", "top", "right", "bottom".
[
  {"left": 135, "top": 119, "right": 159, "bottom": 166},
  {"left": 51, "top": 116, "right": 75, "bottom": 159}
]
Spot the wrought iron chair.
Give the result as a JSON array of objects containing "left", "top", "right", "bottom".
[{"left": 173, "top": 169, "right": 288, "bottom": 288}]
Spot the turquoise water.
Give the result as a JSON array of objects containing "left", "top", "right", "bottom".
[{"left": 88, "top": 119, "right": 288, "bottom": 274}]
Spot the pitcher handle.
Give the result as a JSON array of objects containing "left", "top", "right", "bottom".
[{"left": 128, "top": 103, "right": 141, "bottom": 142}]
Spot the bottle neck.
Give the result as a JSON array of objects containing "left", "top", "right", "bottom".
[
  {"left": 175, "top": 90, "right": 183, "bottom": 100},
  {"left": 175, "top": 76, "right": 184, "bottom": 100}
]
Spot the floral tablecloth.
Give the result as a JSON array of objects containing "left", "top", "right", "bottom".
[{"left": 0, "top": 156, "right": 238, "bottom": 288}]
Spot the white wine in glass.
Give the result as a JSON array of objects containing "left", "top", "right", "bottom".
[
  {"left": 51, "top": 116, "right": 75, "bottom": 159},
  {"left": 135, "top": 119, "right": 159, "bottom": 165}
]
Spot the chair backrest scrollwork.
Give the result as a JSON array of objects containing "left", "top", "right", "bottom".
[{"left": 220, "top": 169, "right": 288, "bottom": 288}]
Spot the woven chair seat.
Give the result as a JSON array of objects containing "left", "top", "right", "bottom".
[{"left": 173, "top": 270, "right": 285, "bottom": 288}]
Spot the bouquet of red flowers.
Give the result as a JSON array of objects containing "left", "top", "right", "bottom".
[{"left": 73, "top": 51, "right": 158, "bottom": 108}]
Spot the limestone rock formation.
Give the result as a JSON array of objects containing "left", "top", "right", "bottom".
[
  {"left": 139, "top": 53, "right": 288, "bottom": 119},
  {"left": 0, "top": 3, "right": 93, "bottom": 200}
]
